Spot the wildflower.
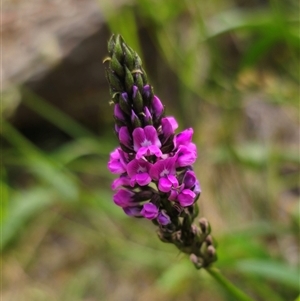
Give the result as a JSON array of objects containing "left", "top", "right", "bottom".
[{"left": 104, "top": 34, "right": 217, "bottom": 268}]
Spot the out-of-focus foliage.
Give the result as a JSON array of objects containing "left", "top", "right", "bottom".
[{"left": 2, "top": 0, "right": 299, "bottom": 300}]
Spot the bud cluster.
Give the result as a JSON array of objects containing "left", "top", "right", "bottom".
[{"left": 104, "top": 35, "right": 217, "bottom": 268}]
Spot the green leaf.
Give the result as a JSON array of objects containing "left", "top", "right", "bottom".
[
  {"left": 235, "top": 259, "right": 300, "bottom": 289},
  {"left": 1, "top": 187, "right": 55, "bottom": 251}
]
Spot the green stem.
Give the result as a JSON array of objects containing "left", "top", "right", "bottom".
[{"left": 206, "top": 267, "right": 256, "bottom": 301}]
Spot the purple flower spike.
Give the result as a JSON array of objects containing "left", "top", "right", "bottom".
[
  {"left": 141, "top": 203, "right": 159, "bottom": 219},
  {"left": 177, "top": 189, "right": 196, "bottom": 207},
  {"left": 106, "top": 34, "right": 217, "bottom": 269},
  {"left": 152, "top": 95, "right": 164, "bottom": 117},
  {"left": 127, "top": 158, "right": 152, "bottom": 186},
  {"left": 113, "top": 189, "right": 135, "bottom": 207},
  {"left": 133, "top": 125, "right": 162, "bottom": 159},
  {"left": 119, "top": 126, "right": 132, "bottom": 149},
  {"left": 108, "top": 148, "right": 127, "bottom": 174},
  {"left": 157, "top": 211, "right": 171, "bottom": 225}
]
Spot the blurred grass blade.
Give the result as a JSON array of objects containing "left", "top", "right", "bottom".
[
  {"left": 2, "top": 122, "right": 78, "bottom": 200},
  {"left": 1, "top": 187, "right": 55, "bottom": 251},
  {"left": 21, "top": 87, "right": 96, "bottom": 139},
  {"left": 235, "top": 259, "right": 299, "bottom": 289}
]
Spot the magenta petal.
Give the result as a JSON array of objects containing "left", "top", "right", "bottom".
[
  {"left": 168, "top": 189, "right": 178, "bottom": 201},
  {"left": 123, "top": 206, "right": 142, "bottom": 217},
  {"left": 144, "top": 125, "right": 161, "bottom": 147},
  {"left": 114, "top": 104, "right": 125, "bottom": 121},
  {"left": 178, "top": 189, "right": 196, "bottom": 207},
  {"left": 136, "top": 147, "right": 148, "bottom": 159},
  {"left": 108, "top": 148, "right": 126, "bottom": 174},
  {"left": 144, "top": 107, "right": 152, "bottom": 123},
  {"left": 148, "top": 145, "right": 162, "bottom": 157},
  {"left": 133, "top": 127, "right": 146, "bottom": 151},
  {"left": 113, "top": 189, "right": 135, "bottom": 207},
  {"left": 158, "top": 177, "right": 172, "bottom": 192},
  {"left": 143, "top": 85, "right": 151, "bottom": 98},
  {"left": 176, "top": 145, "right": 197, "bottom": 167},
  {"left": 152, "top": 95, "right": 164, "bottom": 117},
  {"left": 157, "top": 211, "right": 171, "bottom": 225},
  {"left": 167, "top": 175, "right": 178, "bottom": 187},
  {"left": 119, "top": 127, "right": 132, "bottom": 149},
  {"left": 193, "top": 180, "right": 202, "bottom": 195},
  {"left": 183, "top": 171, "right": 196, "bottom": 188},
  {"left": 141, "top": 203, "right": 159, "bottom": 219},
  {"left": 150, "top": 157, "right": 176, "bottom": 180},
  {"left": 111, "top": 175, "right": 131, "bottom": 190},
  {"left": 162, "top": 117, "right": 178, "bottom": 133},
  {"left": 136, "top": 173, "right": 151, "bottom": 186},
  {"left": 175, "top": 128, "right": 193, "bottom": 147},
  {"left": 132, "top": 85, "right": 138, "bottom": 98}
]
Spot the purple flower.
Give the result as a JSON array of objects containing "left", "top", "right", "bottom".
[
  {"left": 113, "top": 189, "right": 135, "bottom": 207},
  {"left": 157, "top": 211, "right": 171, "bottom": 225},
  {"left": 143, "top": 85, "right": 151, "bottom": 98},
  {"left": 108, "top": 148, "right": 127, "bottom": 174},
  {"left": 150, "top": 157, "right": 178, "bottom": 192},
  {"left": 144, "top": 107, "right": 152, "bottom": 124},
  {"left": 141, "top": 203, "right": 159, "bottom": 219},
  {"left": 133, "top": 125, "right": 162, "bottom": 159},
  {"left": 114, "top": 104, "right": 126, "bottom": 122},
  {"left": 119, "top": 126, "right": 132, "bottom": 150},
  {"left": 175, "top": 145, "right": 197, "bottom": 167},
  {"left": 123, "top": 206, "right": 143, "bottom": 217},
  {"left": 175, "top": 128, "right": 194, "bottom": 147},
  {"left": 183, "top": 170, "right": 197, "bottom": 189},
  {"left": 152, "top": 95, "right": 164, "bottom": 118},
  {"left": 161, "top": 117, "right": 178, "bottom": 142},
  {"left": 177, "top": 189, "right": 196, "bottom": 207},
  {"left": 111, "top": 174, "right": 131, "bottom": 190},
  {"left": 127, "top": 158, "right": 152, "bottom": 186},
  {"left": 193, "top": 180, "right": 202, "bottom": 195}
]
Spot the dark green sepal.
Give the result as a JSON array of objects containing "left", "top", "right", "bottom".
[
  {"left": 118, "top": 94, "right": 131, "bottom": 116},
  {"left": 122, "top": 42, "right": 136, "bottom": 71},
  {"left": 132, "top": 90, "right": 143, "bottom": 113},
  {"left": 107, "top": 69, "right": 123, "bottom": 93},
  {"left": 125, "top": 67, "right": 135, "bottom": 94},
  {"left": 111, "top": 53, "right": 124, "bottom": 78}
]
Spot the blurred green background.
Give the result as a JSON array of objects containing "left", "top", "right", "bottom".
[{"left": 2, "top": 0, "right": 299, "bottom": 300}]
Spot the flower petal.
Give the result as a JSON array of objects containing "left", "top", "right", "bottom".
[
  {"left": 141, "top": 203, "right": 159, "bottom": 219},
  {"left": 113, "top": 189, "right": 135, "bottom": 207},
  {"left": 144, "top": 125, "right": 161, "bottom": 147},
  {"left": 119, "top": 127, "right": 132, "bottom": 149},
  {"left": 133, "top": 127, "right": 146, "bottom": 152},
  {"left": 175, "top": 128, "right": 193, "bottom": 147},
  {"left": 178, "top": 189, "right": 196, "bottom": 207},
  {"left": 135, "top": 173, "right": 152, "bottom": 186},
  {"left": 158, "top": 177, "right": 172, "bottom": 192}
]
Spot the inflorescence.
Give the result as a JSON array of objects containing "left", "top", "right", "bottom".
[{"left": 104, "top": 34, "right": 217, "bottom": 269}]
